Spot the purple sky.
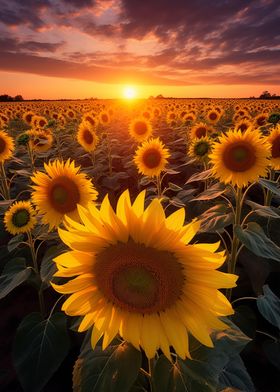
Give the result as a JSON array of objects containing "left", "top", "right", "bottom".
[{"left": 0, "top": 0, "right": 279, "bottom": 98}]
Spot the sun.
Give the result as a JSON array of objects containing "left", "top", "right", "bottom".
[{"left": 123, "top": 86, "right": 137, "bottom": 99}]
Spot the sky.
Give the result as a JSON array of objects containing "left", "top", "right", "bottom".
[{"left": 0, "top": 0, "right": 279, "bottom": 99}]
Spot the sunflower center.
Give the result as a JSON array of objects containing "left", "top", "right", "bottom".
[
  {"left": 195, "top": 127, "right": 207, "bottom": 138},
  {"left": 134, "top": 121, "right": 147, "bottom": 135},
  {"left": 194, "top": 141, "right": 210, "bottom": 156},
  {"left": 94, "top": 240, "right": 184, "bottom": 313},
  {"left": 257, "top": 116, "right": 266, "bottom": 126},
  {"left": 142, "top": 148, "right": 162, "bottom": 168},
  {"left": 49, "top": 176, "right": 80, "bottom": 213},
  {"left": 209, "top": 112, "right": 217, "bottom": 120},
  {"left": 223, "top": 142, "right": 256, "bottom": 172},
  {"left": 12, "top": 209, "right": 30, "bottom": 227},
  {"left": 83, "top": 130, "right": 94, "bottom": 144},
  {"left": 271, "top": 135, "right": 280, "bottom": 158},
  {"left": 0, "top": 137, "right": 6, "bottom": 153}
]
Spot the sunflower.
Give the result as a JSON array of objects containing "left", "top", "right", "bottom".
[
  {"left": 128, "top": 118, "right": 153, "bottom": 142},
  {"left": 31, "top": 115, "right": 48, "bottom": 129},
  {"left": 31, "top": 159, "right": 98, "bottom": 230},
  {"left": 4, "top": 200, "right": 36, "bottom": 235},
  {"left": 99, "top": 111, "right": 110, "bottom": 125},
  {"left": 0, "top": 130, "right": 15, "bottom": 163},
  {"left": 51, "top": 190, "right": 237, "bottom": 360},
  {"left": 82, "top": 112, "right": 98, "bottom": 128},
  {"left": 266, "top": 125, "right": 280, "bottom": 170},
  {"left": 254, "top": 113, "right": 268, "bottom": 128},
  {"left": 234, "top": 119, "right": 253, "bottom": 133},
  {"left": 23, "top": 111, "right": 35, "bottom": 125},
  {"left": 209, "top": 129, "right": 270, "bottom": 188},
  {"left": 29, "top": 130, "right": 53, "bottom": 153},
  {"left": 206, "top": 109, "right": 220, "bottom": 124},
  {"left": 77, "top": 121, "right": 99, "bottom": 152},
  {"left": 134, "top": 138, "right": 170, "bottom": 177},
  {"left": 188, "top": 136, "right": 213, "bottom": 162},
  {"left": 190, "top": 122, "right": 214, "bottom": 139}
]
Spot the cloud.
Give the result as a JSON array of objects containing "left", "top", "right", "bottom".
[{"left": 0, "top": 0, "right": 279, "bottom": 86}]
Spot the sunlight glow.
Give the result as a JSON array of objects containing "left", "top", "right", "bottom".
[{"left": 123, "top": 86, "right": 137, "bottom": 99}]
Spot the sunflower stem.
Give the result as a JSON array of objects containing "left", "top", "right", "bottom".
[
  {"left": 226, "top": 187, "right": 242, "bottom": 300},
  {"left": 156, "top": 175, "right": 162, "bottom": 198},
  {"left": 27, "top": 230, "right": 45, "bottom": 317},
  {"left": 264, "top": 169, "right": 275, "bottom": 206},
  {"left": 0, "top": 162, "right": 10, "bottom": 200},
  {"left": 27, "top": 143, "right": 35, "bottom": 172},
  {"left": 148, "top": 357, "right": 155, "bottom": 392}
]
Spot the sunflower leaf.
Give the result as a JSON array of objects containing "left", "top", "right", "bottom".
[
  {"left": 0, "top": 258, "right": 31, "bottom": 300},
  {"left": 191, "top": 182, "right": 226, "bottom": 201},
  {"left": 75, "top": 340, "right": 142, "bottom": 392},
  {"left": 235, "top": 222, "right": 280, "bottom": 262},
  {"left": 257, "top": 285, "right": 280, "bottom": 329},
  {"left": 13, "top": 312, "right": 70, "bottom": 392},
  {"left": 259, "top": 178, "right": 280, "bottom": 197},
  {"left": 185, "top": 168, "right": 213, "bottom": 184},
  {"left": 40, "top": 245, "right": 64, "bottom": 288},
  {"left": 7, "top": 233, "right": 24, "bottom": 252},
  {"left": 218, "top": 355, "right": 255, "bottom": 392},
  {"left": 245, "top": 200, "right": 280, "bottom": 219}
]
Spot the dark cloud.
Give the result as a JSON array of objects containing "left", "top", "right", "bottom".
[
  {"left": 0, "top": 51, "right": 179, "bottom": 85},
  {"left": 0, "top": 0, "right": 279, "bottom": 86},
  {"left": 0, "top": 37, "right": 64, "bottom": 53}
]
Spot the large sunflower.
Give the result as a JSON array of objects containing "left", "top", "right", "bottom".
[
  {"left": 0, "top": 130, "right": 15, "bottom": 162},
  {"left": 51, "top": 190, "right": 237, "bottom": 360},
  {"left": 77, "top": 121, "right": 99, "bottom": 152},
  {"left": 31, "top": 159, "right": 98, "bottom": 230},
  {"left": 128, "top": 118, "right": 153, "bottom": 142},
  {"left": 209, "top": 129, "right": 270, "bottom": 188},
  {"left": 134, "top": 137, "right": 170, "bottom": 177},
  {"left": 4, "top": 200, "right": 36, "bottom": 235},
  {"left": 266, "top": 125, "right": 280, "bottom": 170}
]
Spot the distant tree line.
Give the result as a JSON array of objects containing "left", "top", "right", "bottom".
[
  {"left": 0, "top": 94, "right": 24, "bottom": 102},
  {"left": 250, "top": 91, "right": 280, "bottom": 100}
]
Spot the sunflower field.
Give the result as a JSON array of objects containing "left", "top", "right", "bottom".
[{"left": 1, "top": 98, "right": 280, "bottom": 392}]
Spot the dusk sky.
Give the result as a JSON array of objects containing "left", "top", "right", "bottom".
[{"left": 0, "top": 0, "right": 279, "bottom": 99}]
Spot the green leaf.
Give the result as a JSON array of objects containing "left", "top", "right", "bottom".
[
  {"left": 257, "top": 285, "right": 280, "bottom": 329},
  {"left": 153, "top": 356, "right": 188, "bottom": 392},
  {"left": 191, "top": 183, "right": 225, "bottom": 201},
  {"left": 259, "top": 178, "right": 280, "bottom": 197},
  {"left": 168, "top": 182, "right": 183, "bottom": 191},
  {"left": 153, "top": 320, "right": 251, "bottom": 392},
  {"left": 245, "top": 200, "right": 280, "bottom": 219},
  {"left": 74, "top": 340, "right": 142, "bottom": 392},
  {"left": 7, "top": 234, "right": 24, "bottom": 252},
  {"left": 0, "top": 258, "right": 31, "bottom": 300},
  {"left": 40, "top": 245, "right": 64, "bottom": 288},
  {"left": 199, "top": 204, "right": 233, "bottom": 233},
  {"left": 219, "top": 355, "right": 255, "bottom": 392},
  {"left": 185, "top": 168, "right": 213, "bottom": 184},
  {"left": 13, "top": 312, "right": 70, "bottom": 392},
  {"left": 235, "top": 222, "right": 280, "bottom": 262}
]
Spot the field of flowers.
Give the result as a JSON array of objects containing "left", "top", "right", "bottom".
[{"left": 0, "top": 98, "right": 280, "bottom": 392}]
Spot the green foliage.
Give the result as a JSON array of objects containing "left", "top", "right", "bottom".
[
  {"left": 0, "top": 257, "right": 32, "bottom": 300},
  {"left": 73, "top": 337, "right": 142, "bottom": 392},
  {"left": 13, "top": 312, "right": 70, "bottom": 392},
  {"left": 257, "top": 285, "right": 280, "bottom": 329},
  {"left": 235, "top": 222, "right": 280, "bottom": 262},
  {"left": 153, "top": 320, "right": 252, "bottom": 392}
]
